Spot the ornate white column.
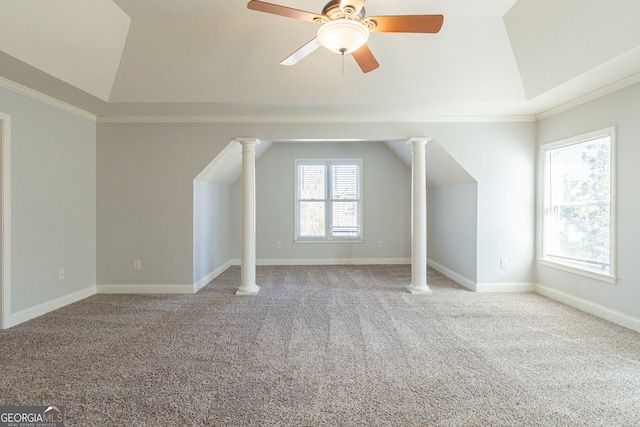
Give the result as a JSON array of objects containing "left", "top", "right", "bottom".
[
  {"left": 408, "top": 138, "right": 432, "bottom": 294},
  {"left": 236, "top": 138, "right": 260, "bottom": 296}
]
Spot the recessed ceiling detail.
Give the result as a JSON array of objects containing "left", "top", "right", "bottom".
[
  {"left": 505, "top": 0, "right": 640, "bottom": 100},
  {"left": 0, "top": 0, "right": 639, "bottom": 119},
  {"left": 0, "top": 0, "right": 130, "bottom": 101}
]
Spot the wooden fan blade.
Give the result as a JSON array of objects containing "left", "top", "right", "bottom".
[
  {"left": 368, "top": 15, "right": 444, "bottom": 33},
  {"left": 281, "top": 38, "right": 322, "bottom": 66},
  {"left": 352, "top": 44, "right": 379, "bottom": 73},
  {"left": 247, "top": 0, "right": 322, "bottom": 22},
  {"left": 340, "top": 0, "right": 367, "bottom": 15}
]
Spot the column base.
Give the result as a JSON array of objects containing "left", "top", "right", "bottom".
[
  {"left": 406, "top": 285, "right": 432, "bottom": 295},
  {"left": 236, "top": 285, "right": 260, "bottom": 296}
]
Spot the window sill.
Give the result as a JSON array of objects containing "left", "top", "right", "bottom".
[
  {"left": 538, "top": 258, "right": 617, "bottom": 284},
  {"left": 294, "top": 238, "right": 364, "bottom": 244}
]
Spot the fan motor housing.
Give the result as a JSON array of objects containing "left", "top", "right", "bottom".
[{"left": 321, "top": 0, "right": 365, "bottom": 21}]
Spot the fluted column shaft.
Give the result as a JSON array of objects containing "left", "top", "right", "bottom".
[
  {"left": 408, "top": 138, "right": 432, "bottom": 294},
  {"left": 236, "top": 138, "right": 260, "bottom": 296}
]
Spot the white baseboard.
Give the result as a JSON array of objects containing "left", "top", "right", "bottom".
[
  {"left": 97, "top": 260, "right": 235, "bottom": 295},
  {"left": 254, "top": 258, "right": 411, "bottom": 266},
  {"left": 427, "top": 259, "right": 476, "bottom": 291},
  {"left": 193, "top": 260, "right": 234, "bottom": 292},
  {"left": 9, "top": 285, "right": 96, "bottom": 328},
  {"left": 536, "top": 284, "right": 640, "bottom": 333},
  {"left": 427, "top": 259, "right": 536, "bottom": 293},
  {"left": 97, "top": 284, "right": 194, "bottom": 294},
  {"left": 476, "top": 282, "right": 537, "bottom": 292}
]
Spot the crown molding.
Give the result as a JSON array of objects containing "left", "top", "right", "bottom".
[
  {"left": 536, "top": 72, "right": 640, "bottom": 120},
  {"left": 96, "top": 114, "right": 537, "bottom": 124},
  {"left": 0, "top": 76, "right": 96, "bottom": 122},
  {"left": 5, "top": 70, "right": 639, "bottom": 125}
]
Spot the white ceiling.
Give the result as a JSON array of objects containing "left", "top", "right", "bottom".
[{"left": 1, "top": 0, "right": 640, "bottom": 120}]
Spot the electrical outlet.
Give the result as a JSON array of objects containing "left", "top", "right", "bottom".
[
  {"left": 134, "top": 259, "right": 141, "bottom": 270},
  {"left": 377, "top": 241, "right": 383, "bottom": 248},
  {"left": 58, "top": 268, "right": 64, "bottom": 279},
  {"left": 500, "top": 258, "right": 508, "bottom": 269},
  {"left": 275, "top": 241, "right": 281, "bottom": 249}
]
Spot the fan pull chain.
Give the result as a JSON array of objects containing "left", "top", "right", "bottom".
[{"left": 340, "top": 48, "right": 347, "bottom": 77}]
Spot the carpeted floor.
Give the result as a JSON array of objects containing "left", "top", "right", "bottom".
[{"left": 1, "top": 265, "right": 639, "bottom": 426}]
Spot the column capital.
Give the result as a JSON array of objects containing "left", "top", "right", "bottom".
[
  {"left": 235, "top": 137, "right": 260, "bottom": 146},
  {"left": 407, "top": 137, "right": 432, "bottom": 148}
]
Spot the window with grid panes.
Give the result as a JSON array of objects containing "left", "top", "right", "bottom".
[
  {"left": 540, "top": 127, "right": 616, "bottom": 281},
  {"left": 295, "top": 160, "right": 362, "bottom": 241}
]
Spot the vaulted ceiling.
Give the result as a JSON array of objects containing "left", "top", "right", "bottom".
[{"left": 1, "top": 0, "right": 639, "bottom": 120}]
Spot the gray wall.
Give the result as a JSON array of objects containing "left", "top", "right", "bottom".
[
  {"left": 243, "top": 141, "right": 412, "bottom": 262},
  {"left": 425, "top": 123, "right": 536, "bottom": 284},
  {"left": 4, "top": 79, "right": 636, "bottom": 327},
  {"left": 97, "top": 121, "right": 536, "bottom": 287},
  {"left": 537, "top": 82, "right": 640, "bottom": 319},
  {"left": 193, "top": 180, "right": 233, "bottom": 283},
  {"left": 428, "top": 183, "right": 478, "bottom": 282},
  {"left": 0, "top": 86, "right": 96, "bottom": 314},
  {"left": 96, "top": 123, "right": 229, "bottom": 285}
]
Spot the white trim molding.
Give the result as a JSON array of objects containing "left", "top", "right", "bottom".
[
  {"left": 476, "top": 282, "right": 537, "bottom": 293},
  {"left": 252, "top": 258, "right": 411, "bottom": 266},
  {"left": 0, "top": 113, "right": 11, "bottom": 329},
  {"left": 8, "top": 286, "right": 96, "bottom": 328},
  {"left": 97, "top": 284, "right": 194, "bottom": 294},
  {"left": 537, "top": 126, "right": 617, "bottom": 283},
  {"left": 97, "top": 259, "right": 234, "bottom": 295},
  {"left": 96, "top": 114, "right": 537, "bottom": 124},
  {"left": 427, "top": 259, "right": 475, "bottom": 291},
  {"left": 194, "top": 260, "right": 234, "bottom": 293},
  {"left": 538, "top": 259, "right": 617, "bottom": 284},
  {"left": 536, "top": 72, "right": 640, "bottom": 120},
  {"left": 0, "top": 77, "right": 96, "bottom": 122},
  {"left": 536, "top": 284, "right": 640, "bottom": 334},
  {"left": 427, "top": 259, "right": 536, "bottom": 293}
]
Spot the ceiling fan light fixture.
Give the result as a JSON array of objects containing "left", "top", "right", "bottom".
[{"left": 317, "top": 19, "right": 369, "bottom": 54}]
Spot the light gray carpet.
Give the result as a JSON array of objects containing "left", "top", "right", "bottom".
[{"left": 1, "top": 265, "right": 639, "bottom": 426}]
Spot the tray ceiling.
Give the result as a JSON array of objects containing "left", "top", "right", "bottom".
[{"left": 0, "top": 0, "right": 639, "bottom": 120}]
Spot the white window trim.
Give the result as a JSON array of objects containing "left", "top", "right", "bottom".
[
  {"left": 538, "top": 259, "right": 617, "bottom": 284},
  {"left": 294, "top": 158, "right": 364, "bottom": 243},
  {"left": 537, "top": 126, "right": 617, "bottom": 283}
]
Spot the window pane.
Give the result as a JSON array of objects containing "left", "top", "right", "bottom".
[
  {"left": 298, "top": 164, "right": 325, "bottom": 200},
  {"left": 331, "top": 163, "right": 359, "bottom": 200},
  {"left": 551, "top": 137, "right": 610, "bottom": 205},
  {"left": 296, "top": 159, "right": 362, "bottom": 240},
  {"left": 299, "top": 201, "right": 325, "bottom": 237},
  {"left": 546, "top": 135, "right": 611, "bottom": 270},
  {"left": 556, "top": 205, "right": 610, "bottom": 266},
  {"left": 331, "top": 201, "right": 359, "bottom": 237}
]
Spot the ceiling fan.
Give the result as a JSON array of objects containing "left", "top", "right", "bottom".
[{"left": 247, "top": 0, "right": 444, "bottom": 73}]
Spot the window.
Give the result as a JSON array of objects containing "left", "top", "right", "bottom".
[
  {"left": 295, "top": 159, "right": 362, "bottom": 241},
  {"left": 540, "top": 127, "right": 616, "bottom": 281}
]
